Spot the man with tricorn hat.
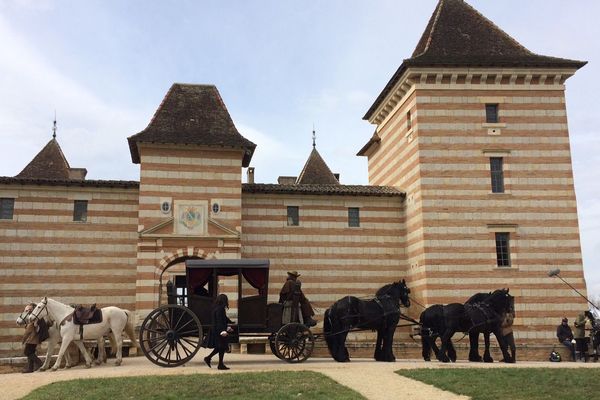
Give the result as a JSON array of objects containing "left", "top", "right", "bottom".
[{"left": 279, "top": 271, "right": 317, "bottom": 327}]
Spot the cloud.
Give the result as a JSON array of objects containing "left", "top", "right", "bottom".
[
  {"left": 0, "top": 14, "right": 144, "bottom": 180},
  {"left": 236, "top": 123, "right": 303, "bottom": 183}
]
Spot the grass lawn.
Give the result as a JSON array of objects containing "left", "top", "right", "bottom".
[
  {"left": 21, "top": 370, "right": 365, "bottom": 400},
  {"left": 397, "top": 368, "right": 600, "bottom": 400}
]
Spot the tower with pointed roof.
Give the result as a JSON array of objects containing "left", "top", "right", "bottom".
[
  {"left": 127, "top": 83, "right": 257, "bottom": 317},
  {"left": 360, "top": 0, "right": 588, "bottom": 344}
]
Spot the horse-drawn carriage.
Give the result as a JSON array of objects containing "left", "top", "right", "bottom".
[{"left": 138, "top": 259, "right": 316, "bottom": 367}]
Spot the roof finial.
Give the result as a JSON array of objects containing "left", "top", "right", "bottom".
[
  {"left": 312, "top": 124, "right": 316, "bottom": 148},
  {"left": 52, "top": 111, "right": 57, "bottom": 139}
]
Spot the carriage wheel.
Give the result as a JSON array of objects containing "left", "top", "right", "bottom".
[
  {"left": 139, "top": 304, "right": 203, "bottom": 368},
  {"left": 274, "top": 323, "right": 314, "bottom": 363},
  {"left": 269, "top": 334, "right": 283, "bottom": 359}
]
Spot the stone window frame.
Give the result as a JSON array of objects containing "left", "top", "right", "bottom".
[
  {"left": 286, "top": 206, "right": 299, "bottom": 226},
  {"left": 348, "top": 207, "right": 360, "bottom": 227}
]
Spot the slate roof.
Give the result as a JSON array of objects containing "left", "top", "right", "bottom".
[
  {"left": 16, "top": 139, "right": 84, "bottom": 180},
  {"left": 364, "top": 0, "right": 587, "bottom": 120},
  {"left": 242, "top": 183, "right": 404, "bottom": 197},
  {"left": 128, "top": 83, "right": 256, "bottom": 166},
  {"left": 296, "top": 147, "right": 340, "bottom": 185}
]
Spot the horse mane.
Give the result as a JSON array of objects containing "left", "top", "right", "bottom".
[{"left": 375, "top": 283, "right": 395, "bottom": 297}]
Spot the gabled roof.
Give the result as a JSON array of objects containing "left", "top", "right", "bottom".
[
  {"left": 364, "top": 0, "right": 587, "bottom": 120},
  {"left": 16, "top": 139, "right": 73, "bottom": 180},
  {"left": 128, "top": 83, "right": 256, "bottom": 166},
  {"left": 296, "top": 147, "right": 339, "bottom": 185}
]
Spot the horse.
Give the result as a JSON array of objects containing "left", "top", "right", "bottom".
[
  {"left": 28, "top": 297, "right": 138, "bottom": 371},
  {"left": 323, "top": 280, "right": 411, "bottom": 362},
  {"left": 467, "top": 292, "right": 515, "bottom": 363},
  {"left": 419, "top": 288, "right": 514, "bottom": 363},
  {"left": 17, "top": 304, "right": 118, "bottom": 371}
]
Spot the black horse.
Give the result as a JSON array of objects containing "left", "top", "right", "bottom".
[
  {"left": 467, "top": 292, "right": 515, "bottom": 363},
  {"left": 420, "top": 288, "right": 514, "bottom": 363},
  {"left": 323, "top": 280, "right": 411, "bottom": 362}
]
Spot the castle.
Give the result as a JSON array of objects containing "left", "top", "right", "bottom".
[{"left": 0, "top": 0, "right": 588, "bottom": 357}]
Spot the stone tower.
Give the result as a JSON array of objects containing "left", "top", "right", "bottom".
[
  {"left": 359, "top": 0, "right": 588, "bottom": 343},
  {"left": 128, "top": 83, "right": 256, "bottom": 318}
]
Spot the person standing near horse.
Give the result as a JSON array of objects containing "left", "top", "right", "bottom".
[
  {"left": 500, "top": 309, "right": 516, "bottom": 362},
  {"left": 556, "top": 317, "right": 576, "bottom": 361},
  {"left": 574, "top": 312, "right": 589, "bottom": 361},
  {"left": 279, "top": 271, "right": 317, "bottom": 327},
  {"left": 203, "top": 294, "right": 234, "bottom": 370},
  {"left": 20, "top": 303, "right": 44, "bottom": 373}
]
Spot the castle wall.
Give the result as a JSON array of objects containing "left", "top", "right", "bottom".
[
  {"left": 240, "top": 192, "right": 409, "bottom": 333},
  {"left": 134, "top": 144, "right": 244, "bottom": 320},
  {"left": 368, "top": 74, "right": 588, "bottom": 343},
  {"left": 0, "top": 184, "right": 138, "bottom": 356}
]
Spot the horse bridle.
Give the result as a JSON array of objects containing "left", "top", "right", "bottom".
[
  {"left": 16, "top": 307, "right": 33, "bottom": 326},
  {"left": 28, "top": 298, "right": 48, "bottom": 322}
]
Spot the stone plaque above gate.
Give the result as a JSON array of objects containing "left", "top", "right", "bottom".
[{"left": 174, "top": 200, "right": 208, "bottom": 235}]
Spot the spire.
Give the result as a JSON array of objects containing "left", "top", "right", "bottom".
[
  {"left": 312, "top": 124, "right": 316, "bottom": 148},
  {"left": 52, "top": 111, "right": 57, "bottom": 139},
  {"left": 296, "top": 147, "right": 340, "bottom": 185}
]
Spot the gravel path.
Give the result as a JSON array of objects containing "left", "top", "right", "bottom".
[{"left": 2, "top": 354, "right": 599, "bottom": 400}]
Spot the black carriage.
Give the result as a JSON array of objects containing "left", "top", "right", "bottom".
[{"left": 138, "top": 259, "right": 315, "bottom": 367}]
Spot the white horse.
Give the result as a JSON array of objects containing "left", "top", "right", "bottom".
[
  {"left": 16, "top": 304, "right": 117, "bottom": 371},
  {"left": 29, "top": 297, "right": 138, "bottom": 371}
]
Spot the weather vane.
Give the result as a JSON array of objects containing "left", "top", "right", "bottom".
[
  {"left": 52, "top": 111, "right": 57, "bottom": 139},
  {"left": 312, "top": 124, "right": 316, "bottom": 148}
]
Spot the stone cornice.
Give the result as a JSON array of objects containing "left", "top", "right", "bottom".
[{"left": 368, "top": 67, "right": 579, "bottom": 127}]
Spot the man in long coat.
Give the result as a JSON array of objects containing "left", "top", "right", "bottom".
[{"left": 279, "top": 271, "right": 316, "bottom": 327}]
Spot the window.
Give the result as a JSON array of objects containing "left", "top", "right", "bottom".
[
  {"left": 490, "top": 157, "right": 505, "bottom": 193},
  {"left": 495, "top": 232, "right": 511, "bottom": 267},
  {"left": 406, "top": 111, "right": 412, "bottom": 130},
  {"left": 485, "top": 104, "right": 499, "bottom": 123},
  {"left": 348, "top": 207, "right": 360, "bottom": 227},
  {"left": 73, "top": 200, "right": 88, "bottom": 222},
  {"left": 0, "top": 198, "right": 15, "bottom": 220},
  {"left": 287, "top": 206, "right": 299, "bottom": 226}
]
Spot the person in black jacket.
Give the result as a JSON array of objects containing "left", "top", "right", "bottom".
[
  {"left": 204, "top": 294, "right": 234, "bottom": 370},
  {"left": 556, "top": 317, "right": 576, "bottom": 361}
]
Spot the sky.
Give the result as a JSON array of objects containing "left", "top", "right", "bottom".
[{"left": 0, "top": 0, "right": 599, "bottom": 297}]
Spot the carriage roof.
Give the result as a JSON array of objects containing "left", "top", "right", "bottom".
[{"left": 185, "top": 259, "right": 269, "bottom": 269}]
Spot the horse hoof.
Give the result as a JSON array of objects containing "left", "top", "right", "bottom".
[
  {"left": 51, "top": 368, "right": 57, "bottom": 372},
  {"left": 484, "top": 358, "right": 494, "bottom": 363},
  {"left": 115, "top": 361, "right": 122, "bottom": 366},
  {"left": 424, "top": 358, "right": 431, "bottom": 362},
  {"left": 86, "top": 364, "right": 92, "bottom": 369}
]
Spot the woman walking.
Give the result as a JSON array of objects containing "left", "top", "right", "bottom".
[{"left": 204, "top": 294, "right": 234, "bottom": 370}]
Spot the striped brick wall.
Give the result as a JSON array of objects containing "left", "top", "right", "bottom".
[
  {"left": 0, "top": 184, "right": 138, "bottom": 356},
  {"left": 134, "top": 144, "right": 244, "bottom": 321},
  {"left": 367, "top": 71, "right": 588, "bottom": 343},
  {"left": 240, "top": 193, "right": 408, "bottom": 339}
]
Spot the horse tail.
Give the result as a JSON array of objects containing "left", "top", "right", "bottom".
[
  {"left": 323, "top": 308, "right": 335, "bottom": 357},
  {"left": 124, "top": 310, "right": 140, "bottom": 350}
]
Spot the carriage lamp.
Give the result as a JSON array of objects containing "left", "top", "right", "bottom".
[{"left": 547, "top": 268, "right": 599, "bottom": 311}]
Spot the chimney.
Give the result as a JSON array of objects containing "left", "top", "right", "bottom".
[
  {"left": 247, "top": 167, "right": 255, "bottom": 184},
  {"left": 68, "top": 168, "right": 87, "bottom": 180},
  {"left": 278, "top": 176, "right": 297, "bottom": 185}
]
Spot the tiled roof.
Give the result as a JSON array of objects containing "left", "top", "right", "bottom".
[
  {"left": 16, "top": 139, "right": 72, "bottom": 180},
  {"left": 0, "top": 176, "right": 139, "bottom": 189},
  {"left": 296, "top": 148, "right": 339, "bottom": 185},
  {"left": 242, "top": 183, "right": 404, "bottom": 197},
  {"left": 128, "top": 83, "right": 256, "bottom": 166},
  {"left": 364, "top": 0, "right": 587, "bottom": 120}
]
